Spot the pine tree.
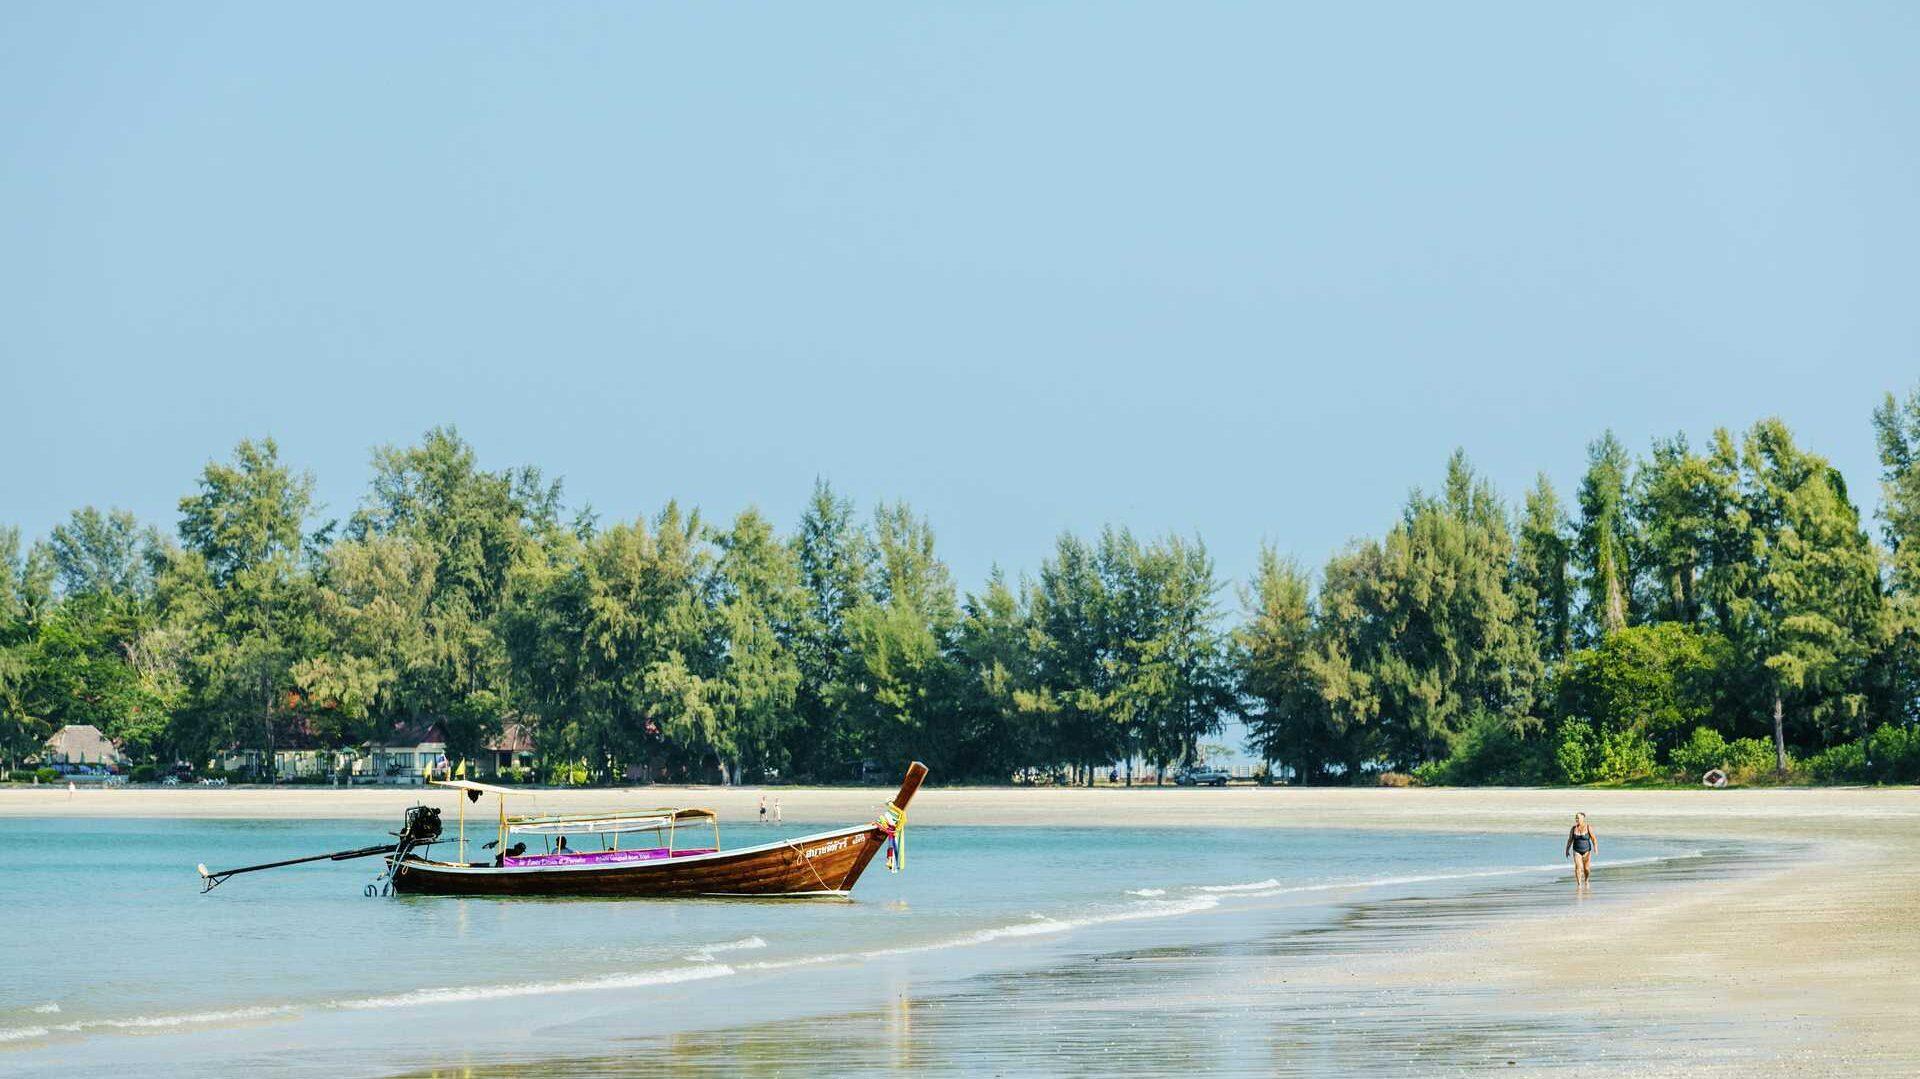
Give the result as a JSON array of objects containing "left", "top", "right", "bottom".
[{"left": 1575, "top": 431, "right": 1636, "bottom": 641}]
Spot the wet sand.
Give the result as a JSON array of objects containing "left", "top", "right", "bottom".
[{"left": 10, "top": 784, "right": 1918, "bottom": 1074}]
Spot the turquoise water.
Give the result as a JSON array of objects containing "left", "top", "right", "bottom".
[{"left": 0, "top": 818, "right": 1704, "bottom": 1076}]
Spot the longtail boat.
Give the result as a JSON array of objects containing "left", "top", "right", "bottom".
[{"left": 198, "top": 762, "right": 926, "bottom": 899}]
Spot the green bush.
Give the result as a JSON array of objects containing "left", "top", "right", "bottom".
[
  {"left": 1419, "top": 710, "right": 1550, "bottom": 786},
  {"left": 131, "top": 763, "right": 158, "bottom": 783},
  {"left": 1724, "top": 737, "right": 1779, "bottom": 781},
  {"left": 1866, "top": 725, "right": 1920, "bottom": 783},
  {"left": 1805, "top": 739, "right": 1869, "bottom": 783},
  {"left": 1554, "top": 719, "right": 1595, "bottom": 784},
  {"left": 1593, "top": 727, "right": 1657, "bottom": 782},
  {"left": 1810, "top": 726, "right": 1920, "bottom": 784},
  {"left": 7, "top": 770, "right": 37, "bottom": 783},
  {"left": 1669, "top": 729, "right": 1781, "bottom": 783},
  {"left": 35, "top": 767, "right": 59, "bottom": 784},
  {"left": 1669, "top": 727, "right": 1728, "bottom": 778}
]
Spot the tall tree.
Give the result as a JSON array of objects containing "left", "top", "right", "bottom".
[
  {"left": 174, "top": 438, "right": 318, "bottom": 777},
  {"left": 1575, "top": 431, "right": 1637, "bottom": 641},
  {"left": 789, "top": 480, "right": 870, "bottom": 780},
  {"left": 1307, "top": 454, "right": 1538, "bottom": 770},
  {"left": 1111, "top": 532, "right": 1232, "bottom": 777},
  {"left": 711, "top": 509, "right": 807, "bottom": 782},
  {"left": 836, "top": 503, "right": 962, "bottom": 775},
  {"left": 1632, "top": 435, "right": 1731, "bottom": 625},
  {"left": 1517, "top": 475, "right": 1573, "bottom": 662},
  {"left": 348, "top": 427, "right": 561, "bottom": 759},
  {"left": 954, "top": 568, "right": 1040, "bottom": 781},
  {"left": 1025, "top": 533, "right": 1118, "bottom": 780},
  {"left": 1872, "top": 385, "right": 1920, "bottom": 723},
  {"left": 1236, "top": 548, "right": 1336, "bottom": 781},
  {"left": 1723, "top": 420, "right": 1882, "bottom": 769},
  {"left": 47, "top": 508, "right": 159, "bottom": 600}
]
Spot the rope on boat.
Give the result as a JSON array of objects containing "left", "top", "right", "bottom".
[{"left": 784, "top": 838, "right": 843, "bottom": 897}]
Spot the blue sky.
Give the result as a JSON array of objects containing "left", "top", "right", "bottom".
[{"left": 3, "top": 3, "right": 1916, "bottom": 596}]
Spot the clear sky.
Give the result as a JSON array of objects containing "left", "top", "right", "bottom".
[{"left": 4, "top": 3, "right": 1916, "bottom": 595}]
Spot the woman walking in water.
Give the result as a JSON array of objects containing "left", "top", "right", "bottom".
[{"left": 1564, "top": 812, "right": 1597, "bottom": 885}]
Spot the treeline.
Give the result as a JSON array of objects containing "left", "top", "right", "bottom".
[
  {"left": 1242, "top": 389, "right": 1920, "bottom": 785},
  {"left": 0, "top": 429, "right": 1230, "bottom": 784},
  {"left": 3, "top": 384, "right": 1919, "bottom": 786}
]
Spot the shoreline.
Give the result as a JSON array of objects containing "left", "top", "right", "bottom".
[{"left": 9, "top": 786, "right": 1917, "bottom": 1075}]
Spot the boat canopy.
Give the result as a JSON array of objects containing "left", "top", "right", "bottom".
[
  {"left": 430, "top": 779, "right": 525, "bottom": 797},
  {"left": 506, "top": 808, "right": 716, "bottom": 837}
]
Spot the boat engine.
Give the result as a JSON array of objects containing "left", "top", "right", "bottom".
[{"left": 399, "top": 805, "right": 443, "bottom": 844}]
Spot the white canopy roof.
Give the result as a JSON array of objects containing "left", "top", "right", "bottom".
[
  {"left": 431, "top": 779, "right": 523, "bottom": 797},
  {"left": 506, "top": 808, "right": 714, "bottom": 836}
]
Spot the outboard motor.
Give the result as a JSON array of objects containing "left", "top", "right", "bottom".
[{"left": 399, "top": 805, "right": 443, "bottom": 845}]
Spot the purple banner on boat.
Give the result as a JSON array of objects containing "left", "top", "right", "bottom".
[{"left": 503, "top": 848, "right": 715, "bottom": 868}]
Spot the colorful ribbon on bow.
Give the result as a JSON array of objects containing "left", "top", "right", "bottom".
[{"left": 879, "top": 801, "right": 907, "bottom": 873}]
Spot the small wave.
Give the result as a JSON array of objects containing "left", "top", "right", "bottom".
[
  {"left": 739, "top": 952, "right": 854, "bottom": 972},
  {"left": 0, "top": 1026, "right": 49, "bottom": 1043},
  {"left": 29, "top": 1003, "right": 60, "bottom": 1015},
  {"left": 686, "top": 936, "right": 768, "bottom": 962},
  {"left": 1125, "top": 888, "right": 1166, "bottom": 897},
  {"left": 1194, "top": 878, "right": 1281, "bottom": 892},
  {"left": 39, "top": 1005, "right": 297, "bottom": 1036},
  {"left": 333, "top": 964, "right": 733, "bottom": 1010},
  {"left": 1207, "top": 853, "right": 1706, "bottom": 900},
  {"left": 866, "top": 895, "right": 1222, "bottom": 959}
]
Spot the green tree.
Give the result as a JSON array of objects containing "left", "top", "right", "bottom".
[
  {"left": 174, "top": 438, "right": 319, "bottom": 777},
  {"left": 837, "top": 503, "right": 962, "bottom": 776},
  {"left": 1025, "top": 533, "right": 1118, "bottom": 781},
  {"left": 1236, "top": 548, "right": 1337, "bottom": 782},
  {"left": 1722, "top": 420, "right": 1883, "bottom": 770},
  {"left": 954, "top": 568, "right": 1041, "bottom": 780},
  {"left": 1575, "top": 431, "right": 1636, "bottom": 641},
  {"left": 1517, "top": 474, "right": 1573, "bottom": 662},
  {"left": 1872, "top": 384, "right": 1920, "bottom": 723},
  {"left": 293, "top": 535, "right": 438, "bottom": 751},
  {"left": 1632, "top": 435, "right": 1730, "bottom": 625},
  {"left": 789, "top": 480, "right": 871, "bottom": 780},
  {"left": 1111, "top": 532, "right": 1232, "bottom": 778},
  {"left": 348, "top": 427, "right": 561, "bottom": 759},
  {"left": 711, "top": 508, "right": 808, "bottom": 781},
  {"left": 1554, "top": 622, "right": 1730, "bottom": 760},
  {"left": 48, "top": 507, "right": 160, "bottom": 600},
  {"left": 1305, "top": 454, "right": 1539, "bottom": 772}
]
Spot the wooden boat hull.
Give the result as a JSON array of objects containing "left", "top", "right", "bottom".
[{"left": 390, "top": 821, "right": 891, "bottom": 898}]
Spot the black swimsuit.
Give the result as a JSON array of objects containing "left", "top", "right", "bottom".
[{"left": 1571, "top": 830, "right": 1593, "bottom": 855}]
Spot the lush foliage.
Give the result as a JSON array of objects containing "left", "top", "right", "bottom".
[{"left": 6, "top": 385, "right": 1920, "bottom": 786}]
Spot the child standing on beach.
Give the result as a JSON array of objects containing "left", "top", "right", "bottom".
[
  {"left": 773, "top": 797, "right": 782, "bottom": 823},
  {"left": 759, "top": 795, "right": 768, "bottom": 825}
]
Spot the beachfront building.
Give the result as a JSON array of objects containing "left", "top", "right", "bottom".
[
  {"left": 41, "top": 724, "right": 126, "bottom": 772},
  {"left": 482, "top": 721, "right": 535, "bottom": 778},
  {"left": 356, "top": 719, "right": 448, "bottom": 784}
]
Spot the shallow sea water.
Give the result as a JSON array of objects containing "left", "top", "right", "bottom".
[{"left": 0, "top": 817, "right": 1723, "bottom": 1076}]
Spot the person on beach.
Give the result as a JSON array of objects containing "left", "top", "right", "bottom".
[
  {"left": 773, "top": 797, "right": 782, "bottom": 823},
  {"left": 1564, "top": 812, "right": 1597, "bottom": 884},
  {"left": 759, "top": 795, "right": 768, "bottom": 824}
]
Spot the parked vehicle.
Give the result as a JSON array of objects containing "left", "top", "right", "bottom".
[{"left": 1173, "top": 765, "right": 1232, "bottom": 787}]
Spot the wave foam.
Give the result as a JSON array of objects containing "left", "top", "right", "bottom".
[
  {"left": 29, "top": 1003, "right": 60, "bottom": 1015},
  {"left": 1125, "top": 888, "right": 1166, "bottom": 897},
  {"left": 0, "top": 1026, "right": 49, "bottom": 1043},
  {"left": 1194, "top": 878, "right": 1281, "bottom": 892},
  {"left": 686, "top": 936, "right": 768, "bottom": 962},
  {"left": 334, "top": 964, "right": 734, "bottom": 1010}
]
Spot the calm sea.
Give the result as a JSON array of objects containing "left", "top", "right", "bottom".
[{"left": 0, "top": 817, "right": 1709, "bottom": 1076}]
